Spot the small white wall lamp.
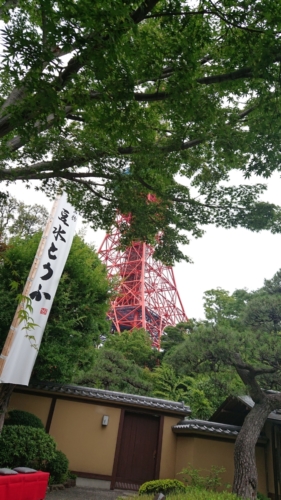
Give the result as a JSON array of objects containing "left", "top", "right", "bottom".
[{"left": 102, "top": 415, "right": 109, "bottom": 426}]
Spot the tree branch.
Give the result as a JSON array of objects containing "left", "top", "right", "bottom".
[
  {"left": 133, "top": 92, "right": 169, "bottom": 101},
  {"left": 136, "top": 56, "right": 212, "bottom": 86},
  {"left": 4, "top": 95, "right": 258, "bottom": 158},
  {"left": 232, "top": 353, "right": 278, "bottom": 375},
  {"left": 145, "top": 4, "right": 266, "bottom": 34},
  {"left": 0, "top": 156, "right": 114, "bottom": 180},
  {"left": 88, "top": 90, "right": 170, "bottom": 102},
  {"left": 197, "top": 67, "right": 253, "bottom": 85},
  {"left": 231, "top": 353, "right": 278, "bottom": 404},
  {"left": 67, "top": 114, "right": 85, "bottom": 122},
  {"left": 238, "top": 105, "right": 257, "bottom": 119},
  {"left": 60, "top": 176, "right": 113, "bottom": 201},
  {"left": 144, "top": 9, "right": 209, "bottom": 18},
  {"left": 6, "top": 106, "right": 73, "bottom": 152},
  {"left": 130, "top": 0, "right": 160, "bottom": 24},
  {"left": 136, "top": 66, "right": 174, "bottom": 85},
  {"left": 1, "top": 0, "right": 161, "bottom": 123},
  {"left": 266, "top": 392, "right": 281, "bottom": 409},
  {"left": 208, "top": 0, "right": 265, "bottom": 34},
  {"left": 56, "top": 0, "right": 161, "bottom": 91},
  {"left": 200, "top": 55, "right": 213, "bottom": 65}
]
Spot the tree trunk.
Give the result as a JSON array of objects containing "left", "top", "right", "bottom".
[
  {"left": 0, "top": 383, "right": 15, "bottom": 432},
  {"left": 232, "top": 400, "right": 272, "bottom": 499}
]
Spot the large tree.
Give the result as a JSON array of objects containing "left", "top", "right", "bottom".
[
  {"left": 166, "top": 275, "right": 281, "bottom": 500},
  {"left": 74, "top": 328, "right": 158, "bottom": 394},
  {"left": 0, "top": 193, "right": 48, "bottom": 239},
  {"left": 160, "top": 322, "right": 190, "bottom": 354},
  {"left": 103, "top": 328, "right": 159, "bottom": 368},
  {"left": 1, "top": 1, "right": 281, "bottom": 261},
  {"left": 74, "top": 349, "right": 153, "bottom": 396},
  {"left": 152, "top": 363, "right": 212, "bottom": 419}
]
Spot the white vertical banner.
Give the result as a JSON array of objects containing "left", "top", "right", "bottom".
[{"left": 0, "top": 193, "right": 77, "bottom": 385}]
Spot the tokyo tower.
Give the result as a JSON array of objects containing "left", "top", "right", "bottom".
[{"left": 98, "top": 214, "right": 187, "bottom": 349}]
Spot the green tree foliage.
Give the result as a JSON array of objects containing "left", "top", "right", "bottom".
[
  {"left": 75, "top": 328, "right": 159, "bottom": 393},
  {"left": 152, "top": 364, "right": 212, "bottom": 419},
  {"left": 75, "top": 349, "right": 153, "bottom": 396},
  {"left": 0, "top": 194, "right": 48, "bottom": 240},
  {"left": 224, "top": 268, "right": 281, "bottom": 334},
  {"left": 203, "top": 288, "right": 251, "bottom": 326},
  {"left": 163, "top": 322, "right": 244, "bottom": 412},
  {"left": 104, "top": 328, "right": 159, "bottom": 368},
  {"left": 263, "top": 270, "right": 281, "bottom": 295},
  {"left": 190, "top": 372, "right": 243, "bottom": 416},
  {"left": 156, "top": 354, "right": 241, "bottom": 418},
  {"left": 1, "top": 2, "right": 281, "bottom": 261},
  {"left": 160, "top": 322, "right": 190, "bottom": 354},
  {"left": 239, "top": 271, "right": 281, "bottom": 334},
  {"left": 243, "top": 294, "right": 281, "bottom": 334},
  {"left": 0, "top": 232, "right": 111, "bottom": 382}
]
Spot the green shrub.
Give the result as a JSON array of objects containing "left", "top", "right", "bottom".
[
  {"left": 68, "top": 471, "right": 77, "bottom": 480},
  {"left": 128, "top": 488, "right": 240, "bottom": 500},
  {"left": 179, "top": 464, "right": 225, "bottom": 491},
  {"left": 257, "top": 493, "right": 270, "bottom": 500},
  {"left": 5, "top": 410, "right": 44, "bottom": 429},
  {"left": 0, "top": 425, "right": 56, "bottom": 469},
  {"left": 139, "top": 479, "right": 186, "bottom": 496},
  {"left": 46, "top": 450, "right": 69, "bottom": 485}
]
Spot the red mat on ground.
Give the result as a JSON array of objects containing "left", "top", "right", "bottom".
[{"left": 0, "top": 471, "right": 49, "bottom": 500}]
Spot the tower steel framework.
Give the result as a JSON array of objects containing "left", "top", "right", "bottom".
[{"left": 99, "top": 214, "right": 187, "bottom": 348}]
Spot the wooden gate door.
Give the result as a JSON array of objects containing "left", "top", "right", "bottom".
[{"left": 112, "top": 411, "right": 161, "bottom": 490}]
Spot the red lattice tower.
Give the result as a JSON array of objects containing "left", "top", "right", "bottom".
[{"left": 99, "top": 214, "right": 187, "bottom": 348}]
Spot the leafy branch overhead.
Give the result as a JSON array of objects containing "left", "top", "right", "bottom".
[{"left": 1, "top": 0, "right": 281, "bottom": 261}]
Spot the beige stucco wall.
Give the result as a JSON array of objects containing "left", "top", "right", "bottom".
[
  {"left": 9, "top": 392, "right": 52, "bottom": 428},
  {"left": 159, "top": 416, "right": 179, "bottom": 479},
  {"left": 175, "top": 435, "right": 195, "bottom": 476},
  {"left": 49, "top": 399, "right": 121, "bottom": 475},
  {"left": 7, "top": 391, "right": 271, "bottom": 495},
  {"left": 175, "top": 436, "right": 235, "bottom": 489},
  {"left": 174, "top": 435, "right": 267, "bottom": 495}
]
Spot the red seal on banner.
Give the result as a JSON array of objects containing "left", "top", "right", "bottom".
[{"left": 40, "top": 308, "right": 48, "bottom": 315}]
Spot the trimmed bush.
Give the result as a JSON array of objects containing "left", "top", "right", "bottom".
[
  {"left": 139, "top": 479, "right": 186, "bottom": 496},
  {"left": 5, "top": 410, "right": 44, "bottom": 429},
  {"left": 129, "top": 490, "right": 240, "bottom": 500},
  {"left": 46, "top": 450, "right": 69, "bottom": 485},
  {"left": 0, "top": 425, "right": 56, "bottom": 469}
]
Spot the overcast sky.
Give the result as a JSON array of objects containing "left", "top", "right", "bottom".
[{"left": 6, "top": 170, "right": 281, "bottom": 320}]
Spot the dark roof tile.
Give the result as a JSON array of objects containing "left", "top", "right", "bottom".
[
  {"left": 27, "top": 381, "right": 191, "bottom": 415},
  {"left": 173, "top": 419, "right": 241, "bottom": 437}
]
